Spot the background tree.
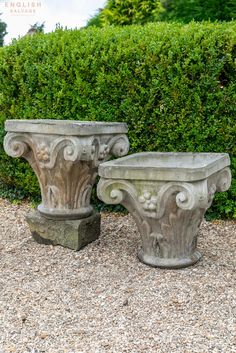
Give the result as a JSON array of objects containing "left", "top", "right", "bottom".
[
  {"left": 87, "top": 8, "right": 103, "bottom": 27},
  {"left": 87, "top": 0, "right": 165, "bottom": 27},
  {"left": 87, "top": 0, "right": 236, "bottom": 27},
  {"left": 0, "top": 15, "right": 7, "bottom": 47}
]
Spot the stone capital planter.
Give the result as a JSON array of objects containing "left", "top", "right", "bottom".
[
  {"left": 4, "top": 119, "right": 129, "bottom": 249},
  {"left": 97, "top": 152, "right": 231, "bottom": 268},
  {"left": 4, "top": 119, "right": 129, "bottom": 219}
]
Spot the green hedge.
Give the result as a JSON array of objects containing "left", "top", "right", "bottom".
[{"left": 0, "top": 22, "right": 235, "bottom": 218}]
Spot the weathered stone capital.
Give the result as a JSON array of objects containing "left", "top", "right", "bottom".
[
  {"left": 97, "top": 152, "right": 231, "bottom": 268},
  {"left": 4, "top": 120, "right": 129, "bottom": 220}
]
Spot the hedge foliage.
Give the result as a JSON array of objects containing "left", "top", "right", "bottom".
[
  {"left": 165, "top": 0, "right": 236, "bottom": 23},
  {"left": 0, "top": 22, "right": 235, "bottom": 218}
]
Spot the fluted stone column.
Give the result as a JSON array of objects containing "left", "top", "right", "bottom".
[
  {"left": 4, "top": 119, "right": 129, "bottom": 250},
  {"left": 97, "top": 152, "right": 231, "bottom": 268}
]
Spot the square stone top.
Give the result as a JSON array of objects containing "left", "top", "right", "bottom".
[
  {"left": 5, "top": 119, "right": 128, "bottom": 136},
  {"left": 99, "top": 152, "right": 230, "bottom": 182}
]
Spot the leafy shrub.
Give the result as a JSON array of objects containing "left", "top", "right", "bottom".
[
  {"left": 164, "top": 0, "right": 236, "bottom": 23},
  {"left": 0, "top": 22, "right": 235, "bottom": 218}
]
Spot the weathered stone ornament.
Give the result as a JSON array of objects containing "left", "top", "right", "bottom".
[
  {"left": 4, "top": 119, "right": 129, "bottom": 249},
  {"left": 97, "top": 152, "right": 231, "bottom": 268}
]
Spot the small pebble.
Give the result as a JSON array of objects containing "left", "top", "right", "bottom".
[{"left": 0, "top": 198, "right": 235, "bottom": 353}]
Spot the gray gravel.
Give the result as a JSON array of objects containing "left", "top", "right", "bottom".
[{"left": 0, "top": 198, "right": 235, "bottom": 353}]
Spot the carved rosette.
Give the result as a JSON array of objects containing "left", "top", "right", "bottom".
[
  {"left": 97, "top": 167, "right": 231, "bottom": 268},
  {"left": 4, "top": 132, "right": 129, "bottom": 220}
]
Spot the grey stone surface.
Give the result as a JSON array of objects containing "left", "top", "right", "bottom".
[
  {"left": 98, "top": 152, "right": 231, "bottom": 268},
  {"left": 4, "top": 119, "right": 129, "bottom": 220},
  {"left": 5, "top": 119, "right": 128, "bottom": 136},
  {"left": 99, "top": 152, "right": 230, "bottom": 181},
  {"left": 26, "top": 210, "right": 101, "bottom": 250}
]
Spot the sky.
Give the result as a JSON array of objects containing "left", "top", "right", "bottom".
[{"left": 0, "top": 0, "right": 106, "bottom": 44}]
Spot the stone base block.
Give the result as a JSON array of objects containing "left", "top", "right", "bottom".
[{"left": 25, "top": 210, "right": 101, "bottom": 250}]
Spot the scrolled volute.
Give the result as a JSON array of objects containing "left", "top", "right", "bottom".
[
  {"left": 108, "top": 135, "right": 130, "bottom": 157},
  {"left": 97, "top": 178, "right": 138, "bottom": 208},
  {"left": 4, "top": 132, "right": 32, "bottom": 158},
  {"left": 156, "top": 182, "right": 203, "bottom": 219},
  {"left": 60, "top": 136, "right": 95, "bottom": 163},
  {"left": 176, "top": 188, "right": 195, "bottom": 209},
  {"left": 215, "top": 167, "right": 231, "bottom": 192},
  {"left": 37, "top": 137, "right": 79, "bottom": 169},
  {"left": 39, "top": 136, "right": 96, "bottom": 169}
]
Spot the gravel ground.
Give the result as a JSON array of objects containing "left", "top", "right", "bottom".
[{"left": 0, "top": 197, "right": 235, "bottom": 353}]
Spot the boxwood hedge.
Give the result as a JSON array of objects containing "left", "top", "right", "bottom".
[{"left": 0, "top": 22, "right": 235, "bottom": 218}]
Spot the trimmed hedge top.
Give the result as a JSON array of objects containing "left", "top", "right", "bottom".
[{"left": 0, "top": 22, "right": 235, "bottom": 218}]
